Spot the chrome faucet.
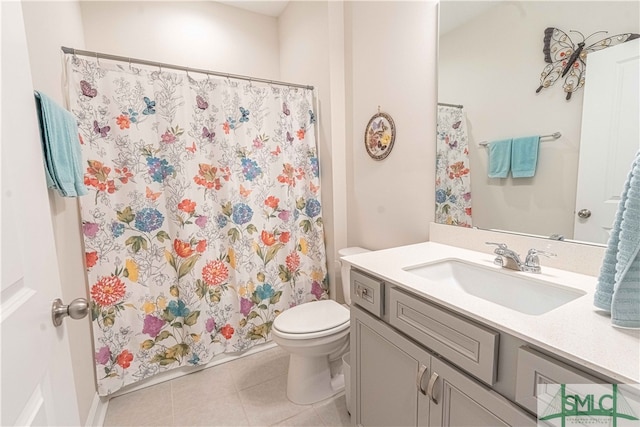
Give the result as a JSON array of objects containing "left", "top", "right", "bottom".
[
  {"left": 486, "top": 242, "right": 523, "bottom": 270},
  {"left": 485, "top": 242, "right": 556, "bottom": 273}
]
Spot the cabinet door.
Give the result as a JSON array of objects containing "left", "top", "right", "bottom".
[
  {"left": 352, "top": 306, "right": 431, "bottom": 427},
  {"left": 428, "top": 358, "right": 535, "bottom": 427}
]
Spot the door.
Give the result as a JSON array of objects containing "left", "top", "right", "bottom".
[
  {"left": 574, "top": 39, "right": 640, "bottom": 244},
  {"left": 428, "top": 358, "right": 535, "bottom": 427},
  {"left": 352, "top": 305, "right": 430, "bottom": 427},
  {"left": 1, "top": 2, "right": 81, "bottom": 425}
]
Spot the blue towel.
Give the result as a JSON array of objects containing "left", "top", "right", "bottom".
[
  {"left": 511, "top": 136, "right": 540, "bottom": 178},
  {"left": 488, "top": 139, "right": 512, "bottom": 178},
  {"left": 34, "top": 91, "right": 87, "bottom": 197},
  {"left": 594, "top": 151, "right": 640, "bottom": 328}
]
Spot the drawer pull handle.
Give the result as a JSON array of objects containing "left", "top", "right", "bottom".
[
  {"left": 417, "top": 364, "right": 429, "bottom": 395},
  {"left": 427, "top": 371, "right": 440, "bottom": 404}
]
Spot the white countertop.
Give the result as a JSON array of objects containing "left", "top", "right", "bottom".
[{"left": 342, "top": 242, "right": 640, "bottom": 384}]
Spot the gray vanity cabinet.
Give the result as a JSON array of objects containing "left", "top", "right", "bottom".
[
  {"left": 352, "top": 304, "right": 535, "bottom": 427},
  {"left": 350, "top": 269, "right": 536, "bottom": 427},
  {"left": 352, "top": 305, "right": 431, "bottom": 427}
]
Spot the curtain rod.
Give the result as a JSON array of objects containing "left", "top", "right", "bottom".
[
  {"left": 438, "top": 102, "right": 464, "bottom": 108},
  {"left": 61, "top": 46, "right": 314, "bottom": 91}
]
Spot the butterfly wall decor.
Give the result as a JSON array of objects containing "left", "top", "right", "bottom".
[{"left": 536, "top": 27, "right": 639, "bottom": 100}]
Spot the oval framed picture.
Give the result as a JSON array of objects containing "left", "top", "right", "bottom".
[{"left": 364, "top": 111, "right": 396, "bottom": 160}]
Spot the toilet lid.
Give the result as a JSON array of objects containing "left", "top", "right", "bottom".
[{"left": 274, "top": 300, "right": 349, "bottom": 334}]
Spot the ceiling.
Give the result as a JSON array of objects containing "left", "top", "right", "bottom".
[
  {"left": 217, "top": 1, "right": 290, "bottom": 17},
  {"left": 439, "top": 1, "right": 500, "bottom": 35},
  {"left": 218, "top": 0, "right": 499, "bottom": 27}
]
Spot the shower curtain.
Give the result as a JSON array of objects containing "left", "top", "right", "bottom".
[
  {"left": 65, "top": 55, "right": 328, "bottom": 395},
  {"left": 435, "top": 105, "right": 473, "bottom": 227}
]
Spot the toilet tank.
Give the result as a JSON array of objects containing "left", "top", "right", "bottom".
[{"left": 338, "top": 247, "right": 370, "bottom": 305}]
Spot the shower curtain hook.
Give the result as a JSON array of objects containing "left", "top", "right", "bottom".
[
  {"left": 128, "top": 57, "right": 132, "bottom": 71},
  {"left": 226, "top": 74, "right": 231, "bottom": 85},
  {"left": 95, "top": 52, "right": 100, "bottom": 66}
]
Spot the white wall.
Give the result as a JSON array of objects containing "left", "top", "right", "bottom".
[
  {"left": 439, "top": 1, "right": 640, "bottom": 238},
  {"left": 346, "top": 1, "right": 438, "bottom": 250},
  {"left": 80, "top": 1, "right": 280, "bottom": 79},
  {"left": 21, "top": 2, "right": 96, "bottom": 423}
]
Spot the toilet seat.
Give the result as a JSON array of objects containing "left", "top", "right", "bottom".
[{"left": 273, "top": 300, "right": 350, "bottom": 340}]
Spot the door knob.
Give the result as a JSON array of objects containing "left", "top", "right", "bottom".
[
  {"left": 577, "top": 209, "right": 592, "bottom": 219},
  {"left": 52, "top": 298, "right": 89, "bottom": 327}
]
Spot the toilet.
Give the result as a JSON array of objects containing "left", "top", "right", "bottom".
[{"left": 272, "top": 247, "right": 370, "bottom": 405}]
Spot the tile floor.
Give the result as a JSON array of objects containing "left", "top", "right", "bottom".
[{"left": 104, "top": 346, "right": 351, "bottom": 426}]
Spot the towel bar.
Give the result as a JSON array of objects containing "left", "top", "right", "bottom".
[{"left": 479, "top": 132, "right": 561, "bottom": 147}]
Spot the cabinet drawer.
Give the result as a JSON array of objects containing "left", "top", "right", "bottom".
[
  {"left": 389, "top": 287, "right": 499, "bottom": 385},
  {"left": 350, "top": 269, "right": 384, "bottom": 318},
  {"left": 515, "top": 347, "right": 604, "bottom": 414}
]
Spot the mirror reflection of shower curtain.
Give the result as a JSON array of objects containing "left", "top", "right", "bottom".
[{"left": 435, "top": 105, "right": 472, "bottom": 227}]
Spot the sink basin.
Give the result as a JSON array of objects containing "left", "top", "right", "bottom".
[{"left": 403, "top": 259, "right": 586, "bottom": 315}]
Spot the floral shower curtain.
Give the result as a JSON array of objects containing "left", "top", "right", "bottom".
[
  {"left": 65, "top": 55, "right": 327, "bottom": 395},
  {"left": 435, "top": 105, "right": 473, "bottom": 227}
]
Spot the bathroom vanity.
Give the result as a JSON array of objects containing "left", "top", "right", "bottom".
[{"left": 344, "top": 242, "right": 640, "bottom": 427}]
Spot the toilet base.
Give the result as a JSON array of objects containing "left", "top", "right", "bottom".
[{"left": 286, "top": 353, "right": 344, "bottom": 405}]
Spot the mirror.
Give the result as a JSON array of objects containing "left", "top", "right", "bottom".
[{"left": 437, "top": 1, "right": 640, "bottom": 245}]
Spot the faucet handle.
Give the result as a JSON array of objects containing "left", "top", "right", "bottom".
[
  {"left": 526, "top": 248, "right": 557, "bottom": 259},
  {"left": 485, "top": 242, "right": 508, "bottom": 250},
  {"left": 523, "top": 248, "right": 557, "bottom": 273}
]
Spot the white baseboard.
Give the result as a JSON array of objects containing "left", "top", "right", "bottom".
[{"left": 84, "top": 393, "right": 108, "bottom": 427}]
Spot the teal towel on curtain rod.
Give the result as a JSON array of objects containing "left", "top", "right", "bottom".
[
  {"left": 34, "top": 90, "right": 87, "bottom": 197},
  {"left": 594, "top": 151, "right": 640, "bottom": 328}
]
